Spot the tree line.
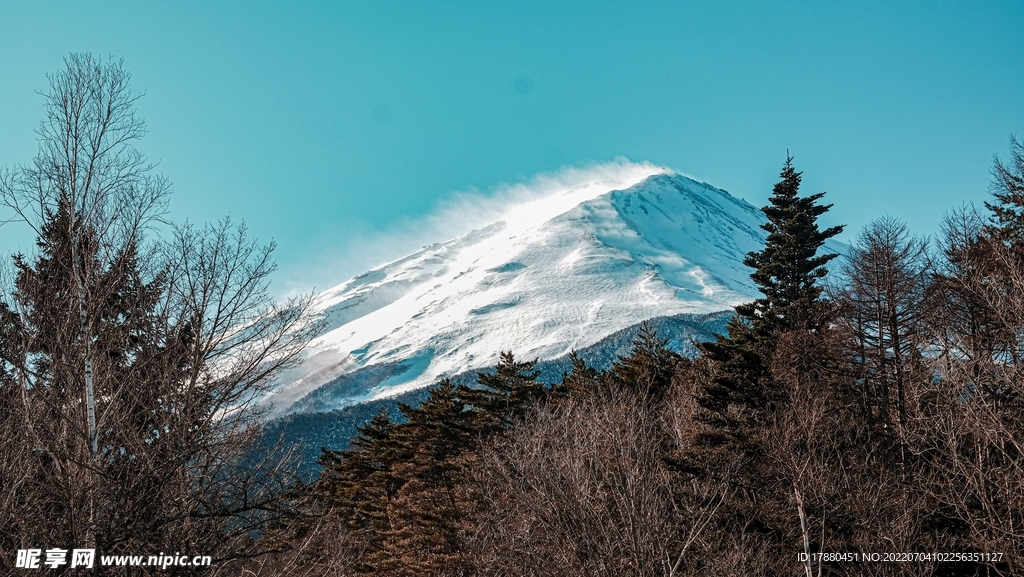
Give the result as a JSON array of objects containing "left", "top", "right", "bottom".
[
  {"left": 254, "top": 147, "right": 1024, "bottom": 576},
  {"left": 2, "top": 55, "right": 1024, "bottom": 576}
]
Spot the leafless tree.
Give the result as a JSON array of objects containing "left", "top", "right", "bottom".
[
  {"left": 471, "top": 379, "right": 723, "bottom": 577},
  {"left": 832, "top": 217, "right": 932, "bottom": 465},
  {"left": 908, "top": 212, "right": 1024, "bottom": 575},
  {"left": 768, "top": 328, "right": 946, "bottom": 577},
  {"left": 0, "top": 53, "right": 168, "bottom": 465},
  {"left": 0, "top": 54, "right": 322, "bottom": 573}
]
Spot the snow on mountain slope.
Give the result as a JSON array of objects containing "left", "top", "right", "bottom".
[{"left": 264, "top": 168, "right": 834, "bottom": 416}]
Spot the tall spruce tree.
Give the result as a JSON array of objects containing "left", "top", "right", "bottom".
[
  {"left": 610, "top": 323, "right": 681, "bottom": 401},
  {"left": 685, "top": 156, "right": 844, "bottom": 577},
  {"left": 457, "top": 351, "right": 545, "bottom": 434},
  {"left": 696, "top": 156, "right": 843, "bottom": 454},
  {"left": 740, "top": 156, "right": 844, "bottom": 335}
]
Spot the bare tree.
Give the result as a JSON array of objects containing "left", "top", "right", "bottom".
[
  {"left": 471, "top": 380, "right": 722, "bottom": 577},
  {"left": 768, "top": 328, "right": 947, "bottom": 577},
  {"left": 834, "top": 217, "right": 931, "bottom": 463},
  {"left": 909, "top": 210, "right": 1024, "bottom": 575},
  {"left": 0, "top": 54, "right": 321, "bottom": 572},
  {"left": 1, "top": 54, "right": 169, "bottom": 459}
]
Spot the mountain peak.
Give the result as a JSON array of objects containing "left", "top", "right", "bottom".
[{"left": 265, "top": 172, "right": 779, "bottom": 416}]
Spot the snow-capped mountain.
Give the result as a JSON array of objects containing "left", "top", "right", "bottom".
[{"left": 265, "top": 168, "right": 828, "bottom": 416}]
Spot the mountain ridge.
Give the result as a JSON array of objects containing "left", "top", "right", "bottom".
[{"left": 260, "top": 310, "right": 734, "bottom": 478}]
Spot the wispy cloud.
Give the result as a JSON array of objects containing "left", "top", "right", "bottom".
[{"left": 282, "top": 158, "right": 670, "bottom": 297}]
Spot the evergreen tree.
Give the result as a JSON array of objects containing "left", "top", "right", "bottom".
[
  {"left": 552, "top": 351, "right": 600, "bottom": 398},
  {"left": 697, "top": 156, "right": 843, "bottom": 450},
  {"left": 0, "top": 194, "right": 200, "bottom": 553},
  {"left": 985, "top": 135, "right": 1024, "bottom": 249},
  {"left": 610, "top": 322, "right": 681, "bottom": 401},
  {"left": 0, "top": 54, "right": 321, "bottom": 569},
  {"left": 686, "top": 157, "right": 844, "bottom": 577},
  {"left": 315, "top": 408, "right": 400, "bottom": 537},
  {"left": 315, "top": 381, "right": 481, "bottom": 576},
  {"left": 740, "top": 156, "right": 844, "bottom": 335},
  {"left": 386, "top": 381, "right": 479, "bottom": 575},
  {"left": 928, "top": 137, "right": 1024, "bottom": 391},
  {"left": 458, "top": 351, "right": 545, "bottom": 434},
  {"left": 309, "top": 356, "right": 550, "bottom": 575}
]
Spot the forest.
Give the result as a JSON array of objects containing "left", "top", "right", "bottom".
[{"left": 2, "top": 55, "right": 1024, "bottom": 577}]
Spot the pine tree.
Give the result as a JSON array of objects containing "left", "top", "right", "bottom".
[
  {"left": 553, "top": 351, "right": 600, "bottom": 397},
  {"left": 315, "top": 381, "right": 481, "bottom": 576},
  {"left": 1, "top": 199, "right": 195, "bottom": 552},
  {"left": 740, "top": 156, "right": 844, "bottom": 335},
  {"left": 931, "top": 138, "right": 1024, "bottom": 401},
  {"left": 315, "top": 407, "right": 400, "bottom": 537},
  {"left": 458, "top": 351, "right": 545, "bottom": 435},
  {"left": 697, "top": 156, "right": 843, "bottom": 447},
  {"left": 385, "top": 381, "right": 478, "bottom": 575},
  {"left": 0, "top": 54, "right": 321, "bottom": 566},
  {"left": 686, "top": 156, "right": 844, "bottom": 577},
  {"left": 308, "top": 355, "right": 553, "bottom": 575},
  {"left": 610, "top": 322, "right": 681, "bottom": 401},
  {"left": 985, "top": 135, "right": 1024, "bottom": 249}
]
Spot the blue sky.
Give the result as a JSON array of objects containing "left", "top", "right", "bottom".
[{"left": 1, "top": 1, "right": 1022, "bottom": 295}]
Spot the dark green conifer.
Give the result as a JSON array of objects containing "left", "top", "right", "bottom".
[
  {"left": 553, "top": 351, "right": 600, "bottom": 397},
  {"left": 696, "top": 156, "right": 843, "bottom": 452},
  {"left": 985, "top": 135, "right": 1024, "bottom": 249},
  {"left": 386, "top": 380, "right": 477, "bottom": 575},
  {"left": 683, "top": 156, "right": 845, "bottom": 577},
  {"left": 314, "top": 408, "right": 398, "bottom": 547},
  {"left": 610, "top": 322, "right": 681, "bottom": 401},
  {"left": 315, "top": 382, "right": 480, "bottom": 576},
  {"left": 740, "top": 156, "right": 844, "bottom": 335},
  {"left": 458, "top": 351, "right": 545, "bottom": 434},
  {"left": 2, "top": 200, "right": 195, "bottom": 551}
]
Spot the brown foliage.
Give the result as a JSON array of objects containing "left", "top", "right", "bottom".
[{"left": 472, "top": 374, "right": 723, "bottom": 577}]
